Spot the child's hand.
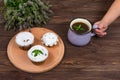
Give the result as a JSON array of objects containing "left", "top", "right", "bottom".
[{"left": 93, "top": 21, "right": 108, "bottom": 37}]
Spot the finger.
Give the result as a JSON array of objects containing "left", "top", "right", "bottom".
[
  {"left": 95, "top": 29, "right": 107, "bottom": 36},
  {"left": 94, "top": 29, "right": 101, "bottom": 35},
  {"left": 97, "top": 24, "right": 104, "bottom": 29},
  {"left": 94, "top": 21, "right": 100, "bottom": 25},
  {"left": 95, "top": 27, "right": 107, "bottom": 32},
  {"left": 95, "top": 29, "right": 102, "bottom": 33},
  {"left": 101, "top": 32, "right": 107, "bottom": 36},
  {"left": 98, "top": 24, "right": 108, "bottom": 30},
  {"left": 97, "top": 32, "right": 107, "bottom": 37}
]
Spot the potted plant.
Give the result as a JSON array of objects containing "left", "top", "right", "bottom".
[{"left": 4, "top": 0, "right": 53, "bottom": 31}]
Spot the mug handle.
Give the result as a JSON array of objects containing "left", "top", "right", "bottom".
[{"left": 91, "top": 24, "right": 98, "bottom": 36}]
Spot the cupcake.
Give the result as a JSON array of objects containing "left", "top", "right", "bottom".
[
  {"left": 41, "top": 32, "right": 59, "bottom": 47},
  {"left": 27, "top": 45, "right": 48, "bottom": 62},
  {"left": 15, "top": 32, "right": 34, "bottom": 50}
]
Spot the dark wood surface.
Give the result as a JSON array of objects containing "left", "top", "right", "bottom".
[{"left": 1, "top": 0, "right": 120, "bottom": 80}]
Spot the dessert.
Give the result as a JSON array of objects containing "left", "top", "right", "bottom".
[
  {"left": 41, "top": 32, "right": 59, "bottom": 47},
  {"left": 15, "top": 32, "right": 34, "bottom": 50},
  {"left": 27, "top": 45, "right": 48, "bottom": 62}
]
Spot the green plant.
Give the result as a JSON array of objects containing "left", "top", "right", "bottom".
[
  {"left": 4, "top": 0, "right": 53, "bottom": 31},
  {"left": 32, "top": 49, "right": 44, "bottom": 57},
  {"left": 74, "top": 24, "right": 84, "bottom": 31}
]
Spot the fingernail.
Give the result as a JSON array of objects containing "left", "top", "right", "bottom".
[{"left": 104, "top": 32, "right": 107, "bottom": 35}]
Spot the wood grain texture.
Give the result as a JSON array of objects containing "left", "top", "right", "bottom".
[{"left": 2, "top": 0, "right": 120, "bottom": 80}]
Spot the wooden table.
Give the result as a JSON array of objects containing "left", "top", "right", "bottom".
[{"left": 1, "top": 0, "right": 120, "bottom": 80}]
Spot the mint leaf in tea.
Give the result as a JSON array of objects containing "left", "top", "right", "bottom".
[{"left": 72, "top": 22, "right": 89, "bottom": 34}]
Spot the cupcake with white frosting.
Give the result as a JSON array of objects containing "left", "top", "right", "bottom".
[
  {"left": 27, "top": 45, "right": 48, "bottom": 62},
  {"left": 15, "top": 32, "right": 34, "bottom": 50},
  {"left": 41, "top": 32, "right": 59, "bottom": 47}
]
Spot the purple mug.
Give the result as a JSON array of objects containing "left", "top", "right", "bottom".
[{"left": 68, "top": 18, "right": 98, "bottom": 46}]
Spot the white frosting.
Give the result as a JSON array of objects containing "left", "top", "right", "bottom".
[
  {"left": 27, "top": 45, "right": 48, "bottom": 62},
  {"left": 15, "top": 32, "right": 34, "bottom": 47},
  {"left": 41, "top": 32, "right": 59, "bottom": 46}
]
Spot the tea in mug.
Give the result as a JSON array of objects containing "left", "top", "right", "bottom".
[{"left": 72, "top": 22, "right": 89, "bottom": 34}]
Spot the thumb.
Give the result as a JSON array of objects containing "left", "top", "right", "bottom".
[
  {"left": 94, "top": 21, "right": 101, "bottom": 25},
  {"left": 94, "top": 21, "right": 104, "bottom": 30}
]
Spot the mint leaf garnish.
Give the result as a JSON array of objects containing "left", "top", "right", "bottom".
[{"left": 32, "top": 49, "right": 44, "bottom": 57}]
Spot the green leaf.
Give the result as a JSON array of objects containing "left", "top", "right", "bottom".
[
  {"left": 74, "top": 24, "right": 85, "bottom": 31},
  {"left": 32, "top": 49, "right": 44, "bottom": 57},
  {"left": 80, "top": 28, "right": 84, "bottom": 30}
]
